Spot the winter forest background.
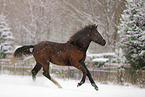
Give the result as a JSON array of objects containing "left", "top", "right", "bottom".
[
  {"left": 0, "top": 0, "right": 127, "bottom": 52},
  {"left": 0, "top": 0, "right": 145, "bottom": 90}
]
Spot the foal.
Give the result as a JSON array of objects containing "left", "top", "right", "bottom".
[{"left": 13, "top": 24, "right": 106, "bottom": 91}]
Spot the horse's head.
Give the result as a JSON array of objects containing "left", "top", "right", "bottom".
[{"left": 90, "top": 24, "right": 106, "bottom": 46}]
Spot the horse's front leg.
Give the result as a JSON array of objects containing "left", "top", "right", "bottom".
[
  {"left": 71, "top": 61, "right": 88, "bottom": 87},
  {"left": 82, "top": 62, "right": 98, "bottom": 91},
  {"left": 77, "top": 68, "right": 87, "bottom": 87}
]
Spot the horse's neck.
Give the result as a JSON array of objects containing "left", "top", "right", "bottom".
[
  {"left": 79, "top": 39, "right": 91, "bottom": 52},
  {"left": 68, "top": 37, "right": 91, "bottom": 52}
]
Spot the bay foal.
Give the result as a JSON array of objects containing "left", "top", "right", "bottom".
[{"left": 13, "top": 24, "right": 106, "bottom": 91}]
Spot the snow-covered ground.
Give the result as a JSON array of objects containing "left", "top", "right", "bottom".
[{"left": 0, "top": 75, "right": 145, "bottom": 97}]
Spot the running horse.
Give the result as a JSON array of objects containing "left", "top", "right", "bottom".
[{"left": 13, "top": 24, "right": 106, "bottom": 91}]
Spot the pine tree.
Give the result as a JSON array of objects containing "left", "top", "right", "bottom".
[
  {"left": 0, "top": 14, "right": 14, "bottom": 58},
  {"left": 118, "top": 0, "right": 145, "bottom": 69}
]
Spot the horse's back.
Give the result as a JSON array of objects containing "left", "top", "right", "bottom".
[{"left": 33, "top": 41, "right": 70, "bottom": 65}]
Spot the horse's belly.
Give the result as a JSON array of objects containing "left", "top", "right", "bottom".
[
  {"left": 51, "top": 61, "right": 70, "bottom": 66},
  {"left": 50, "top": 56, "right": 71, "bottom": 66}
]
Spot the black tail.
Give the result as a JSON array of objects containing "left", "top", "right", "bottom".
[{"left": 14, "top": 45, "right": 34, "bottom": 58}]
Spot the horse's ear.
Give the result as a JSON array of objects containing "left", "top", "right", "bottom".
[
  {"left": 96, "top": 24, "right": 98, "bottom": 29},
  {"left": 93, "top": 24, "right": 98, "bottom": 29}
]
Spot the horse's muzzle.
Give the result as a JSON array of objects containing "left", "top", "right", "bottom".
[{"left": 102, "top": 40, "right": 106, "bottom": 46}]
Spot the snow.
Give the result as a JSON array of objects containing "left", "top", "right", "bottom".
[
  {"left": 92, "top": 58, "right": 109, "bottom": 62},
  {"left": 139, "top": 50, "right": 145, "bottom": 56},
  {"left": 87, "top": 53, "right": 116, "bottom": 58},
  {"left": 0, "top": 75, "right": 145, "bottom": 97}
]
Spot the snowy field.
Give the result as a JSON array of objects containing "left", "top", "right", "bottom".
[{"left": 0, "top": 75, "right": 145, "bottom": 97}]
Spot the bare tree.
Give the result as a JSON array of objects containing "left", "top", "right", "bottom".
[
  {"left": 62, "top": 0, "right": 126, "bottom": 51},
  {"left": 0, "top": 0, "right": 125, "bottom": 52}
]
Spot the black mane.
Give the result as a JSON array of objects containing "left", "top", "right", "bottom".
[{"left": 68, "top": 25, "right": 92, "bottom": 43}]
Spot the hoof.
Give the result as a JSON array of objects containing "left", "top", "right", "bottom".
[
  {"left": 95, "top": 87, "right": 99, "bottom": 91},
  {"left": 77, "top": 82, "right": 83, "bottom": 87},
  {"left": 92, "top": 83, "right": 99, "bottom": 91},
  {"left": 58, "top": 86, "right": 62, "bottom": 88},
  {"left": 32, "top": 75, "right": 36, "bottom": 82}
]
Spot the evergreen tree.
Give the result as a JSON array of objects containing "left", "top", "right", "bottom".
[
  {"left": 118, "top": 0, "right": 145, "bottom": 69},
  {"left": 0, "top": 14, "right": 14, "bottom": 58}
]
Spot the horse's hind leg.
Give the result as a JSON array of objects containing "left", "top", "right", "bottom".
[
  {"left": 42, "top": 62, "right": 62, "bottom": 88},
  {"left": 31, "top": 62, "right": 42, "bottom": 81}
]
